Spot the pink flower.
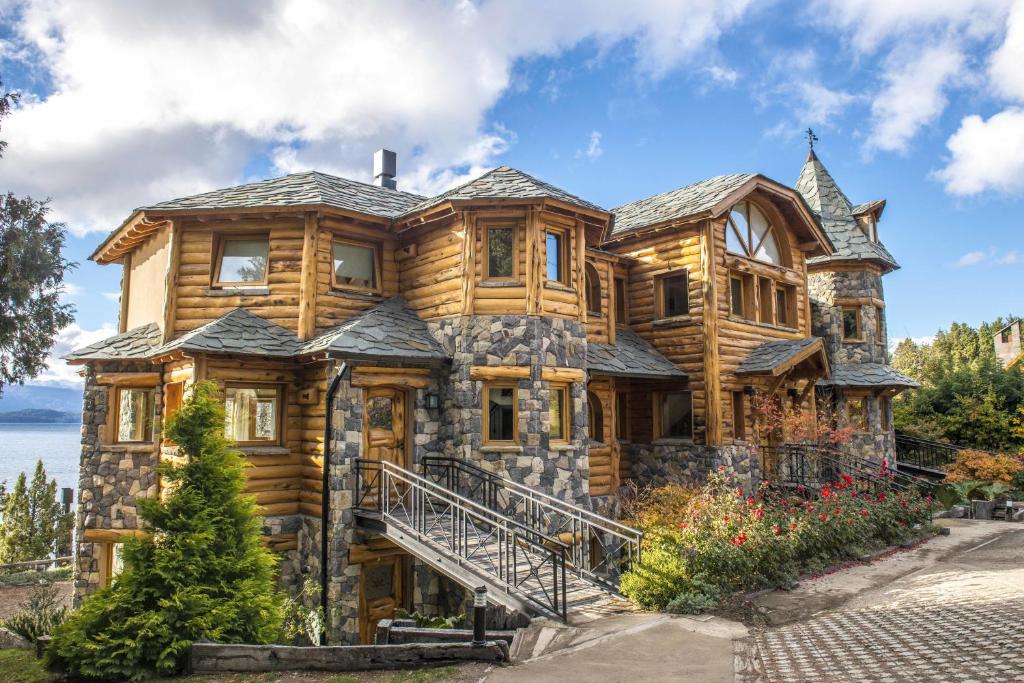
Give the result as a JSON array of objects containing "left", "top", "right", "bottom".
[
  {"left": 789, "top": 521, "right": 798, "bottom": 531},
  {"left": 747, "top": 497, "right": 756, "bottom": 506},
  {"left": 753, "top": 508, "right": 765, "bottom": 520}
]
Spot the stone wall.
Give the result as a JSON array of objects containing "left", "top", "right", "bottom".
[
  {"left": 833, "top": 392, "right": 895, "bottom": 463},
  {"left": 808, "top": 269, "right": 887, "bottom": 363},
  {"left": 625, "top": 442, "right": 761, "bottom": 492}
]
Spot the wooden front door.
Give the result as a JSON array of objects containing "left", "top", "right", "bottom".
[
  {"left": 359, "top": 556, "right": 403, "bottom": 644},
  {"left": 364, "top": 387, "right": 407, "bottom": 468}
]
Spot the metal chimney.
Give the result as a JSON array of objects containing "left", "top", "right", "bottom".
[{"left": 373, "top": 149, "right": 397, "bottom": 189}]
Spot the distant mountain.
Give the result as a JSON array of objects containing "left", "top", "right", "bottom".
[
  {"left": 0, "top": 408, "right": 80, "bottom": 424},
  {"left": 0, "top": 384, "right": 82, "bottom": 414}
]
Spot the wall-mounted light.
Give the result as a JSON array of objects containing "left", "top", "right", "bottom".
[
  {"left": 743, "top": 385, "right": 755, "bottom": 396},
  {"left": 424, "top": 391, "right": 440, "bottom": 410},
  {"left": 787, "top": 388, "right": 799, "bottom": 400}
]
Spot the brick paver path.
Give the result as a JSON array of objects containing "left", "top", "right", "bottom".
[{"left": 753, "top": 531, "right": 1024, "bottom": 682}]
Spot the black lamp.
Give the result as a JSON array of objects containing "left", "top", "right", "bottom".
[
  {"left": 743, "top": 385, "right": 755, "bottom": 396},
  {"left": 424, "top": 391, "right": 440, "bottom": 410}
]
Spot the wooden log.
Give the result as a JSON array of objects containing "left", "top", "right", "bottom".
[
  {"left": 95, "top": 372, "right": 161, "bottom": 386},
  {"left": 469, "top": 366, "right": 529, "bottom": 380},
  {"left": 540, "top": 367, "right": 586, "bottom": 383}
]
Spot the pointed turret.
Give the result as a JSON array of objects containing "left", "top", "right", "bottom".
[{"left": 795, "top": 149, "right": 855, "bottom": 220}]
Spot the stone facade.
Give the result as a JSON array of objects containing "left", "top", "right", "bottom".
[{"left": 625, "top": 442, "right": 760, "bottom": 492}]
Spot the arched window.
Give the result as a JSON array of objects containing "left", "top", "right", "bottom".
[
  {"left": 585, "top": 262, "right": 602, "bottom": 316},
  {"left": 588, "top": 391, "right": 604, "bottom": 442},
  {"left": 726, "top": 201, "right": 784, "bottom": 266}
]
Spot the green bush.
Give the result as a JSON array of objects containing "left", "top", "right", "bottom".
[
  {"left": 2, "top": 583, "right": 67, "bottom": 642},
  {"left": 45, "top": 382, "right": 284, "bottom": 681},
  {"left": 394, "top": 609, "right": 465, "bottom": 629},
  {"left": 620, "top": 470, "right": 934, "bottom": 612}
]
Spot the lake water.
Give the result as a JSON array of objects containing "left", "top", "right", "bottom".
[{"left": 0, "top": 423, "right": 81, "bottom": 496}]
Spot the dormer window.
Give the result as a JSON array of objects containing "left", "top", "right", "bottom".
[
  {"left": 332, "top": 239, "right": 379, "bottom": 292},
  {"left": 214, "top": 236, "right": 269, "bottom": 287},
  {"left": 726, "top": 201, "right": 784, "bottom": 266}
]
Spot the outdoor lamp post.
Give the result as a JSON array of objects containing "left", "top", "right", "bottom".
[{"left": 472, "top": 585, "right": 487, "bottom": 646}]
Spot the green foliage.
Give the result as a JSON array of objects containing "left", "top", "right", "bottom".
[
  {"left": 0, "top": 565, "right": 71, "bottom": 588},
  {"left": 979, "top": 482, "right": 1010, "bottom": 501},
  {"left": 0, "top": 460, "right": 74, "bottom": 563},
  {"left": 620, "top": 471, "right": 934, "bottom": 612},
  {"left": 936, "top": 480, "right": 987, "bottom": 508},
  {"left": 0, "top": 78, "right": 75, "bottom": 392},
  {"left": 891, "top": 318, "right": 1024, "bottom": 452},
  {"left": 45, "top": 382, "right": 284, "bottom": 681},
  {"left": 279, "top": 577, "right": 324, "bottom": 645},
  {"left": 393, "top": 608, "right": 465, "bottom": 629},
  {"left": 2, "top": 583, "right": 68, "bottom": 643}
]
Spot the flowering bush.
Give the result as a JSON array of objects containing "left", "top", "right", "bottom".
[
  {"left": 943, "top": 450, "right": 1024, "bottom": 485},
  {"left": 619, "top": 470, "right": 934, "bottom": 613}
]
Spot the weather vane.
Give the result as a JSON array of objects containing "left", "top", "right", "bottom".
[{"left": 805, "top": 128, "right": 818, "bottom": 152}]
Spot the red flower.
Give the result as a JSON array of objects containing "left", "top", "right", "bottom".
[
  {"left": 772, "top": 525, "right": 781, "bottom": 534},
  {"left": 841, "top": 474, "right": 853, "bottom": 485},
  {"left": 819, "top": 513, "right": 828, "bottom": 521},
  {"left": 805, "top": 502, "right": 816, "bottom": 512},
  {"left": 821, "top": 487, "right": 832, "bottom": 498},
  {"left": 789, "top": 521, "right": 798, "bottom": 531},
  {"left": 860, "top": 509, "right": 869, "bottom": 517},
  {"left": 878, "top": 492, "right": 887, "bottom": 502},
  {"left": 723, "top": 514, "right": 730, "bottom": 522},
  {"left": 730, "top": 532, "right": 747, "bottom": 546},
  {"left": 796, "top": 484, "right": 806, "bottom": 493},
  {"left": 678, "top": 522, "right": 687, "bottom": 529},
  {"left": 753, "top": 508, "right": 765, "bottom": 520}
]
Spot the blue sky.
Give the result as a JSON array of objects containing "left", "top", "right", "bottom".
[{"left": 0, "top": 0, "right": 1022, "bottom": 384}]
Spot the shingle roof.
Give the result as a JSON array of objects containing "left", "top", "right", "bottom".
[
  {"left": 851, "top": 199, "right": 885, "bottom": 218},
  {"left": 586, "top": 330, "right": 687, "bottom": 379},
  {"left": 817, "top": 363, "right": 920, "bottom": 389},
  {"left": 610, "top": 173, "right": 755, "bottom": 237},
  {"left": 300, "top": 296, "right": 448, "bottom": 361},
  {"left": 64, "top": 323, "right": 163, "bottom": 363},
  {"left": 796, "top": 151, "right": 899, "bottom": 271},
  {"left": 155, "top": 308, "right": 303, "bottom": 357},
  {"left": 400, "top": 166, "right": 605, "bottom": 217},
  {"left": 736, "top": 338, "right": 825, "bottom": 375},
  {"left": 144, "top": 171, "right": 425, "bottom": 219}
]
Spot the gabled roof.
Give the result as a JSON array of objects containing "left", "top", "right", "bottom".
[
  {"left": 300, "top": 296, "right": 448, "bottom": 361},
  {"left": 817, "top": 363, "right": 919, "bottom": 389},
  {"left": 736, "top": 337, "right": 829, "bottom": 377},
  {"left": 64, "top": 323, "right": 163, "bottom": 363},
  {"left": 144, "top": 171, "right": 425, "bottom": 219},
  {"left": 851, "top": 199, "right": 886, "bottom": 219},
  {"left": 610, "top": 173, "right": 756, "bottom": 236},
  {"left": 587, "top": 330, "right": 687, "bottom": 379},
  {"left": 399, "top": 166, "right": 606, "bottom": 218},
  {"left": 154, "top": 308, "right": 303, "bottom": 358},
  {"left": 795, "top": 151, "right": 899, "bottom": 272}
]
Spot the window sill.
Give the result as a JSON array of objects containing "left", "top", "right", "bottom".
[
  {"left": 208, "top": 286, "right": 270, "bottom": 297},
  {"left": 479, "top": 280, "right": 521, "bottom": 288},
  {"left": 726, "top": 316, "right": 800, "bottom": 334},
  {"left": 325, "top": 288, "right": 383, "bottom": 301},
  {"left": 652, "top": 438, "right": 694, "bottom": 446},
  {"left": 544, "top": 282, "right": 575, "bottom": 293},
  {"left": 841, "top": 338, "right": 866, "bottom": 344},
  {"left": 480, "top": 444, "right": 523, "bottom": 454},
  {"left": 653, "top": 315, "right": 693, "bottom": 327},
  {"left": 236, "top": 445, "right": 289, "bottom": 455}
]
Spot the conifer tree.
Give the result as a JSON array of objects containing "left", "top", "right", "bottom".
[
  {"left": 0, "top": 460, "right": 73, "bottom": 562},
  {"left": 46, "top": 382, "right": 283, "bottom": 681}
]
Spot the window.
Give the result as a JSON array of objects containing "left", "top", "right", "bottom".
[
  {"left": 841, "top": 307, "right": 862, "bottom": 341},
  {"left": 730, "top": 275, "right": 744, "bottom": 317},
  {"left": 758, "top": 276, "right": 774, "bottom": 325},
  {"left": 332, "top": 240, "right": 378, "bottom": 291},
  {"left": 545, "top": 229, "right": 569, "bottom": 285},
  {"left": 880, "top": 396, "right": 891, "bottom": 431},
  {"left": 614, "top": 277, "right": 628, "bottom": 325},
  {"left": 485, "top": 225, "right": 516, "bottom": 280},
  {"left": 658, "top": 272, "right": 689, "bottom": 318},
  {"left": 585, "top": 262, "right": 602, "bottom": 316},
  {"left": 115, "top": 387, "right": 154, "bottom": 443},
  {"left": 587, "top": 391, "right": 604, "bottom": 443},
  {"left": 215, "top": 236, "right": 269, "bottom": 286},
  {"left": 725, "top": 201, "right": 784, "bottom": 266},
  {"left": 549, "top": 384, "right": 569, "bottom": 442},
  {"left": 1002, "top": 328, "right": 1012, "bottom": 344},
  {"left": 616, "top": 392, "right": 629, "bottom": 441},
  {"left": 776, "top": 285, "right": 796, "bottom": 328},
  {"left": 224, "top": 385, "right": 281, "bottom": 444},
  {"left": 484, "top": 384, "right": 517, "bottom": 443},
  {"left": 657, "top": 391, "right": 693, "bottom": 440},
  {"left": 732, "top": 391, "right": 746, "bottom": 441},
  {"left": 729, "top": 271, "right": 755, "bottom": 320},
  {"left": 104, "top": 542, "right": 125, "bottom": 588},
  {"left": 874, "top": 306, "right": 884, "bottom": 343},
  {"left": 848, "top": 397, "right": 868, "bottom": 431}
]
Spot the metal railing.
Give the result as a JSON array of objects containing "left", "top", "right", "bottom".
[
  {"left": 761, "top": 443, "right": 915, "bottom": 495},
  {"left": 894, "top": 433, "right": 985, "bottom": 472},
  {"left": 354, "top": 458, "right": 569, "bottom": 621},
  {"left": 420, "top": 456, "right": 643, "bottom": 591}
]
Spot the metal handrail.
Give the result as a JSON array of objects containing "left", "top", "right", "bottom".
[
  {"left": 895, "top": 433, "right": 981, "bottom": 471},
  {"left": 354, "top": 458, "right": 568, "bottom": 621},
  {"left": 761, "top": 443, "right": 913, "bottom": 494},
  {"left": 420, "top": 456, "right": 642, "bottom": 590}
]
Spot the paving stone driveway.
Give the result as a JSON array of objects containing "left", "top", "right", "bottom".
[{"left": 752, "top": 526, "right": 1024, "bottom": 682}]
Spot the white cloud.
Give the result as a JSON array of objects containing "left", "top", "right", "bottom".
[
  {"left": 34, "top": 322, "right": 118, "bottom": 386},
  {"left": 934, "top": 108, "right": 1024, "bottom": 195},
  {"left": 865, "top": 44, "right": 965, "bottom": 154},
  {"left": 758, "top": 49, "right": 858, "bottom": 129},
  {"left": 577, "top": 131, "right": 603, "bottom": 161},
  {"left": 889, "top": 334, "right": 935, "bottom": 351},
  {"left": 101, "top": 291, "right": 121, "bottom": 302},
  {"left": 955, "top": 250, "right": 988, "bottom": 267},
  {"left": 990, "top": 0, "right": 1024, "bottom": 100},
  {"left": 704, "top": 65, "right": 739, "bottom": 86},
  {"left": 0, "top": 0, "right": 755, "bottom": 236},
  {"left": 952, "top": 247, "right": 1023, "bottom": 267}
]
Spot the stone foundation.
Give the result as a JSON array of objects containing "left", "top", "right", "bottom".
[{"left": 626, "top": 442, "right": 761, "bottom": 491}]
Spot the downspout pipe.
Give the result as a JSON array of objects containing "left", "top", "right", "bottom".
[{"left": 320, "top": 361, "right": 347, "bottom": 645}]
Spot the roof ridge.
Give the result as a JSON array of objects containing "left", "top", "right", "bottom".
[
  {"left": 611, "top": 172, "right": 755, "bottom": 212},
  {"left": 308, "top": 169, "right": 426, "bottom": 200}
]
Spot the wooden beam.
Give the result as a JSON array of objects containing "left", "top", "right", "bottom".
[
  {"left": 82, "top": 529, "right": 147, "bottom": 543},
  {"left": 118, "top": 252, "right": 132, "bottom": 334},
  {"left": 470, "top": 366, "right": 530, "bottom": 381},
  {"left": 351, "top": 369, "right": 432, "bottom": 389},
  {"left": 461, "top": 212, "right": 476, "bottom": 316},
  {"left": 540, "top": 367, "right": 586, "bottom": 383},
  {"left": 95, "top": 372, "right": 162, "bottom": 387},
  {"left": 297, "top": 212, "right": 319, "bottom": 340},
  {"left": 701, "top": 219, "right": 723, "bottom": 446},
  {"left": 161, "top": 219, "right": 182, "bottom": 343}
]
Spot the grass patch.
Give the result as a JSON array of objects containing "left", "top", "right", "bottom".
[
  {"left": 0, "top": 649, "right": 50, "bottom": 683},
  {"left": 326, "top": 668, "right": 459, "bottom": 683}
]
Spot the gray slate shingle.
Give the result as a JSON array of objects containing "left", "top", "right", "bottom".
[
  {"left": 587, "top": 330, "right": 687, "bottom": 379},
  {"left": 144, "top": 171, "right": 425, "bottom": 219},
  {"left": 610, "top": 173, "right": 755, "bottom": 237},
  {"left": 400, "top": 166, "right": 605, "bottom": 217},
  {"left": 795, "top": 151, "right": 899, "bottom": 271},
  {"left": 64, "top": 323, "right": 163, "bottom": 362},
  {"left": 736, "top": 338, "right": 823, "bottom": 375},
  {"left": 817, "top": 363, "right": 920, "bottom": 389},
  {"left": 155, "top": 308, "right": 303, "bottom": 357},
  {"left": 301, "top": 296, "right": 448, "bottom": 361}
]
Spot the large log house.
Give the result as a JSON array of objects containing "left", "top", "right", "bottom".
[{"left": 66, "top": 147, "right": 916, "bottom": 642}]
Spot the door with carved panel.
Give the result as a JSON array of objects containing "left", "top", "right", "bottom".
[
  {"left": 359, "top": 555, "right": 403, "bottom": 644},
  {"left": 362, "top": 387, "right": 407, "bottom": 508}
]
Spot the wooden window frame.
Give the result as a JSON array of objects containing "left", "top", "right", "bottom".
[
  {"left": 655, "top": 270, "right": 690, "bottom": 320},
  {"left": 775, "top": 284, "right": 797, "bottom": 329},
  {"left": 729, "top": 270, "right": 756, "bottom": 321},
  {"left": 330, "top": 237, "right": 382, "bottom": 294},
  {"left": 847, "top": 395, "right": 869, "bottom": 432},
  {"left": 725, "top": 200, "right": 791, "bottom": 268},
  {"left": 653, "top": 390, "right": 694, "bottom": 441},
  {"left": 102, "top": 541, "right": 124, "bottom": 589},
  {"left": 483, "top": 223, "right": 520, "bottom": 282},
  {"left": 544, "top": 226, "right": 571, "bottom": 287},
  {"left": 212, "top": 233, "right": 270, "bottom": 288},
  {"left": 587, "top": 390, "right": 604, "bottom": 444},
  {"left": 113, "top": 386, "right": 156, "bottom": 445},
  {"left": 757, "top": 276, "right": 774, "bottom": 325},
  {"left": 874, "top": 305, "right": 884, "bottom": 344},
  {"left": 482, "top": 382, "right": 519, "bottom": 445},
  {"left": 614, "top": 277, "right": 628, "bottom": 326},
  {"left": 223, "top": 382, "right": 284, "bottom": 447},
  {"left": 549, "top": 383, "right": 570, "bottom": 444},
  {"left": 585, "top": 262, "right": 602, "bottom": 317},
  {"left": 841, "top": 306, "right": 863, "bottom": 342},
  {"left": 732, "top": 390, "right": 746, "bottom": 442}
]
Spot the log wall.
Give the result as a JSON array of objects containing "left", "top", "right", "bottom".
[{"left": 398, "top": 214, "right": 466, "bottom": 319}]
